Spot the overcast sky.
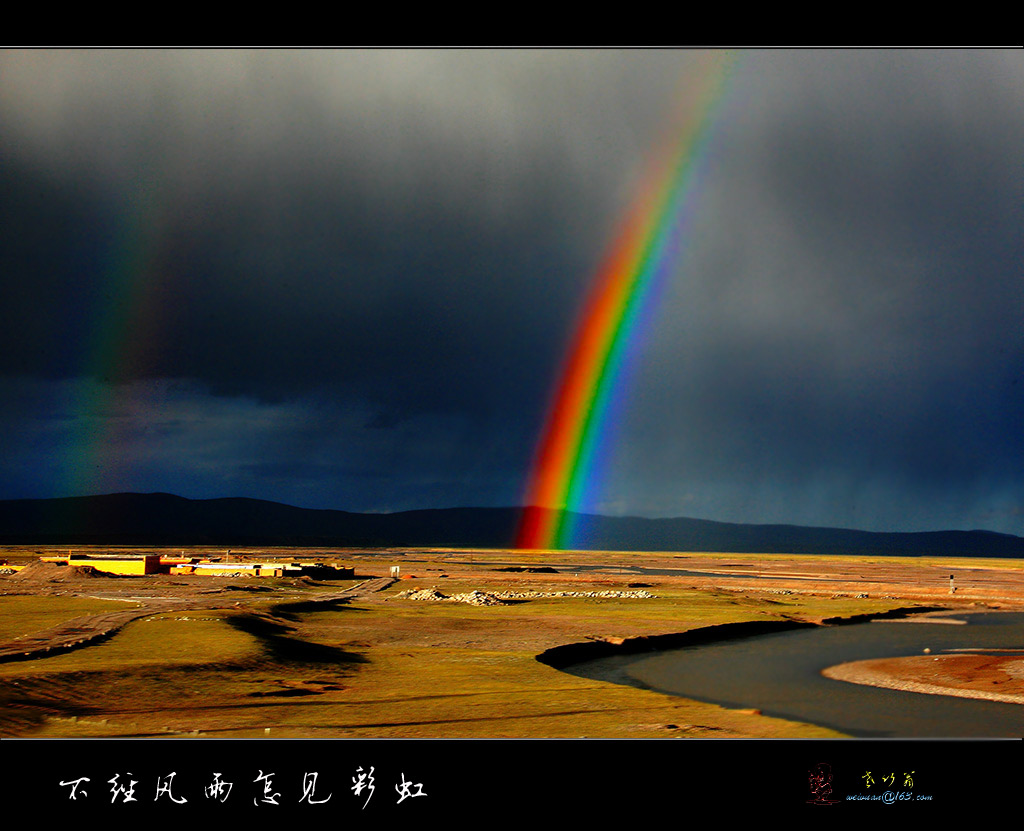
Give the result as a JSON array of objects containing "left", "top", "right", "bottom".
[{"left": 1, "top": 48, "right": 1021, "bottom": 535}]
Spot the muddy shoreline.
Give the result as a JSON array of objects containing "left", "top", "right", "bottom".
[
  {"left": 823, "top": 652, "right": 1024, "bottom": 705},
  {"left": 538, "top": 605, "right": 936, "bottom": 667}
]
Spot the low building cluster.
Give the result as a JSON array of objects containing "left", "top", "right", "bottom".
[{"left": 39, "top": 553, "right": 354, "bottom": 579}]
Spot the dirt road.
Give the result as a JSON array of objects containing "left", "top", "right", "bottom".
[{"left": 0, "top": 568, "right": 395, "bottom": 663}]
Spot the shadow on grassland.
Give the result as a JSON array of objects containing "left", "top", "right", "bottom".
[{"left": 226, "top": 612, "right": 367, "bottom": 665}]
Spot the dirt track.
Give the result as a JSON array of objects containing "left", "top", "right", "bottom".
[{"left": 0, "top": 563, "right": 395, "bottom": 662}]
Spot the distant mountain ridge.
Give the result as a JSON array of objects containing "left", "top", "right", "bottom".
[{"left": 0, "top": 492, "right": 1022, "bottom": 557}]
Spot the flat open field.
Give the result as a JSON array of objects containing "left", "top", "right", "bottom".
[{"left": 2, "top": 545, "right": 1023, "bottom": 739}]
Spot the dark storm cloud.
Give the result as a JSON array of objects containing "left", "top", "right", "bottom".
[
  {"left": 0, "top": 49, "right": 685, "bottom": 425},
  {"left": 0, "top": 49, "right": 1021, "bottom": 532},
  {"left": 602, "top": 50, "right": 1024, "bottom": 531}
]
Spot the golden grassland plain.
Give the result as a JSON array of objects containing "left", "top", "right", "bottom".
[{"left": 2, "top": 546, "right": 1023, "bottom": 739}]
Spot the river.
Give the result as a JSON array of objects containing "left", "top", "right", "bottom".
[{"left": 565, "top": 611, "right": 1024, "bottom": 737}]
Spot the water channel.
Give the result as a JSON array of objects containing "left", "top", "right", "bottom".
[{"left": 565, "top": 611, "right": 1024, "bottom": 737}]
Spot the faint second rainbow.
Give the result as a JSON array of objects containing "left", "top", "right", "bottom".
[
  {"left": 58, "top": 181, "right": 169, "bottom": 504},
  {"left": 517, "top": 52, "right": 737, "bottom": 550}
]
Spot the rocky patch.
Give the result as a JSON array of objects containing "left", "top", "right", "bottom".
[{"left": 392, "top": 587, "right": 655, "bottom": 605}]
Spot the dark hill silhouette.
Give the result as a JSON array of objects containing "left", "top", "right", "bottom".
[{"left": 0, "top": 493, "right": 1021, "bottom": 557}]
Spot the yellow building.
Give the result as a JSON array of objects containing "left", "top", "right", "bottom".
[{"left": 42, "top": 554, "right": 163, "bottom": 575}]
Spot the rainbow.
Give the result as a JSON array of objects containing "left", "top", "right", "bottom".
[
  {"left": 517, "top": 52, "right": 736, "bottom": 550},
  {"left": 60, "top": 183, "right": 168, "bottom": 502}
]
